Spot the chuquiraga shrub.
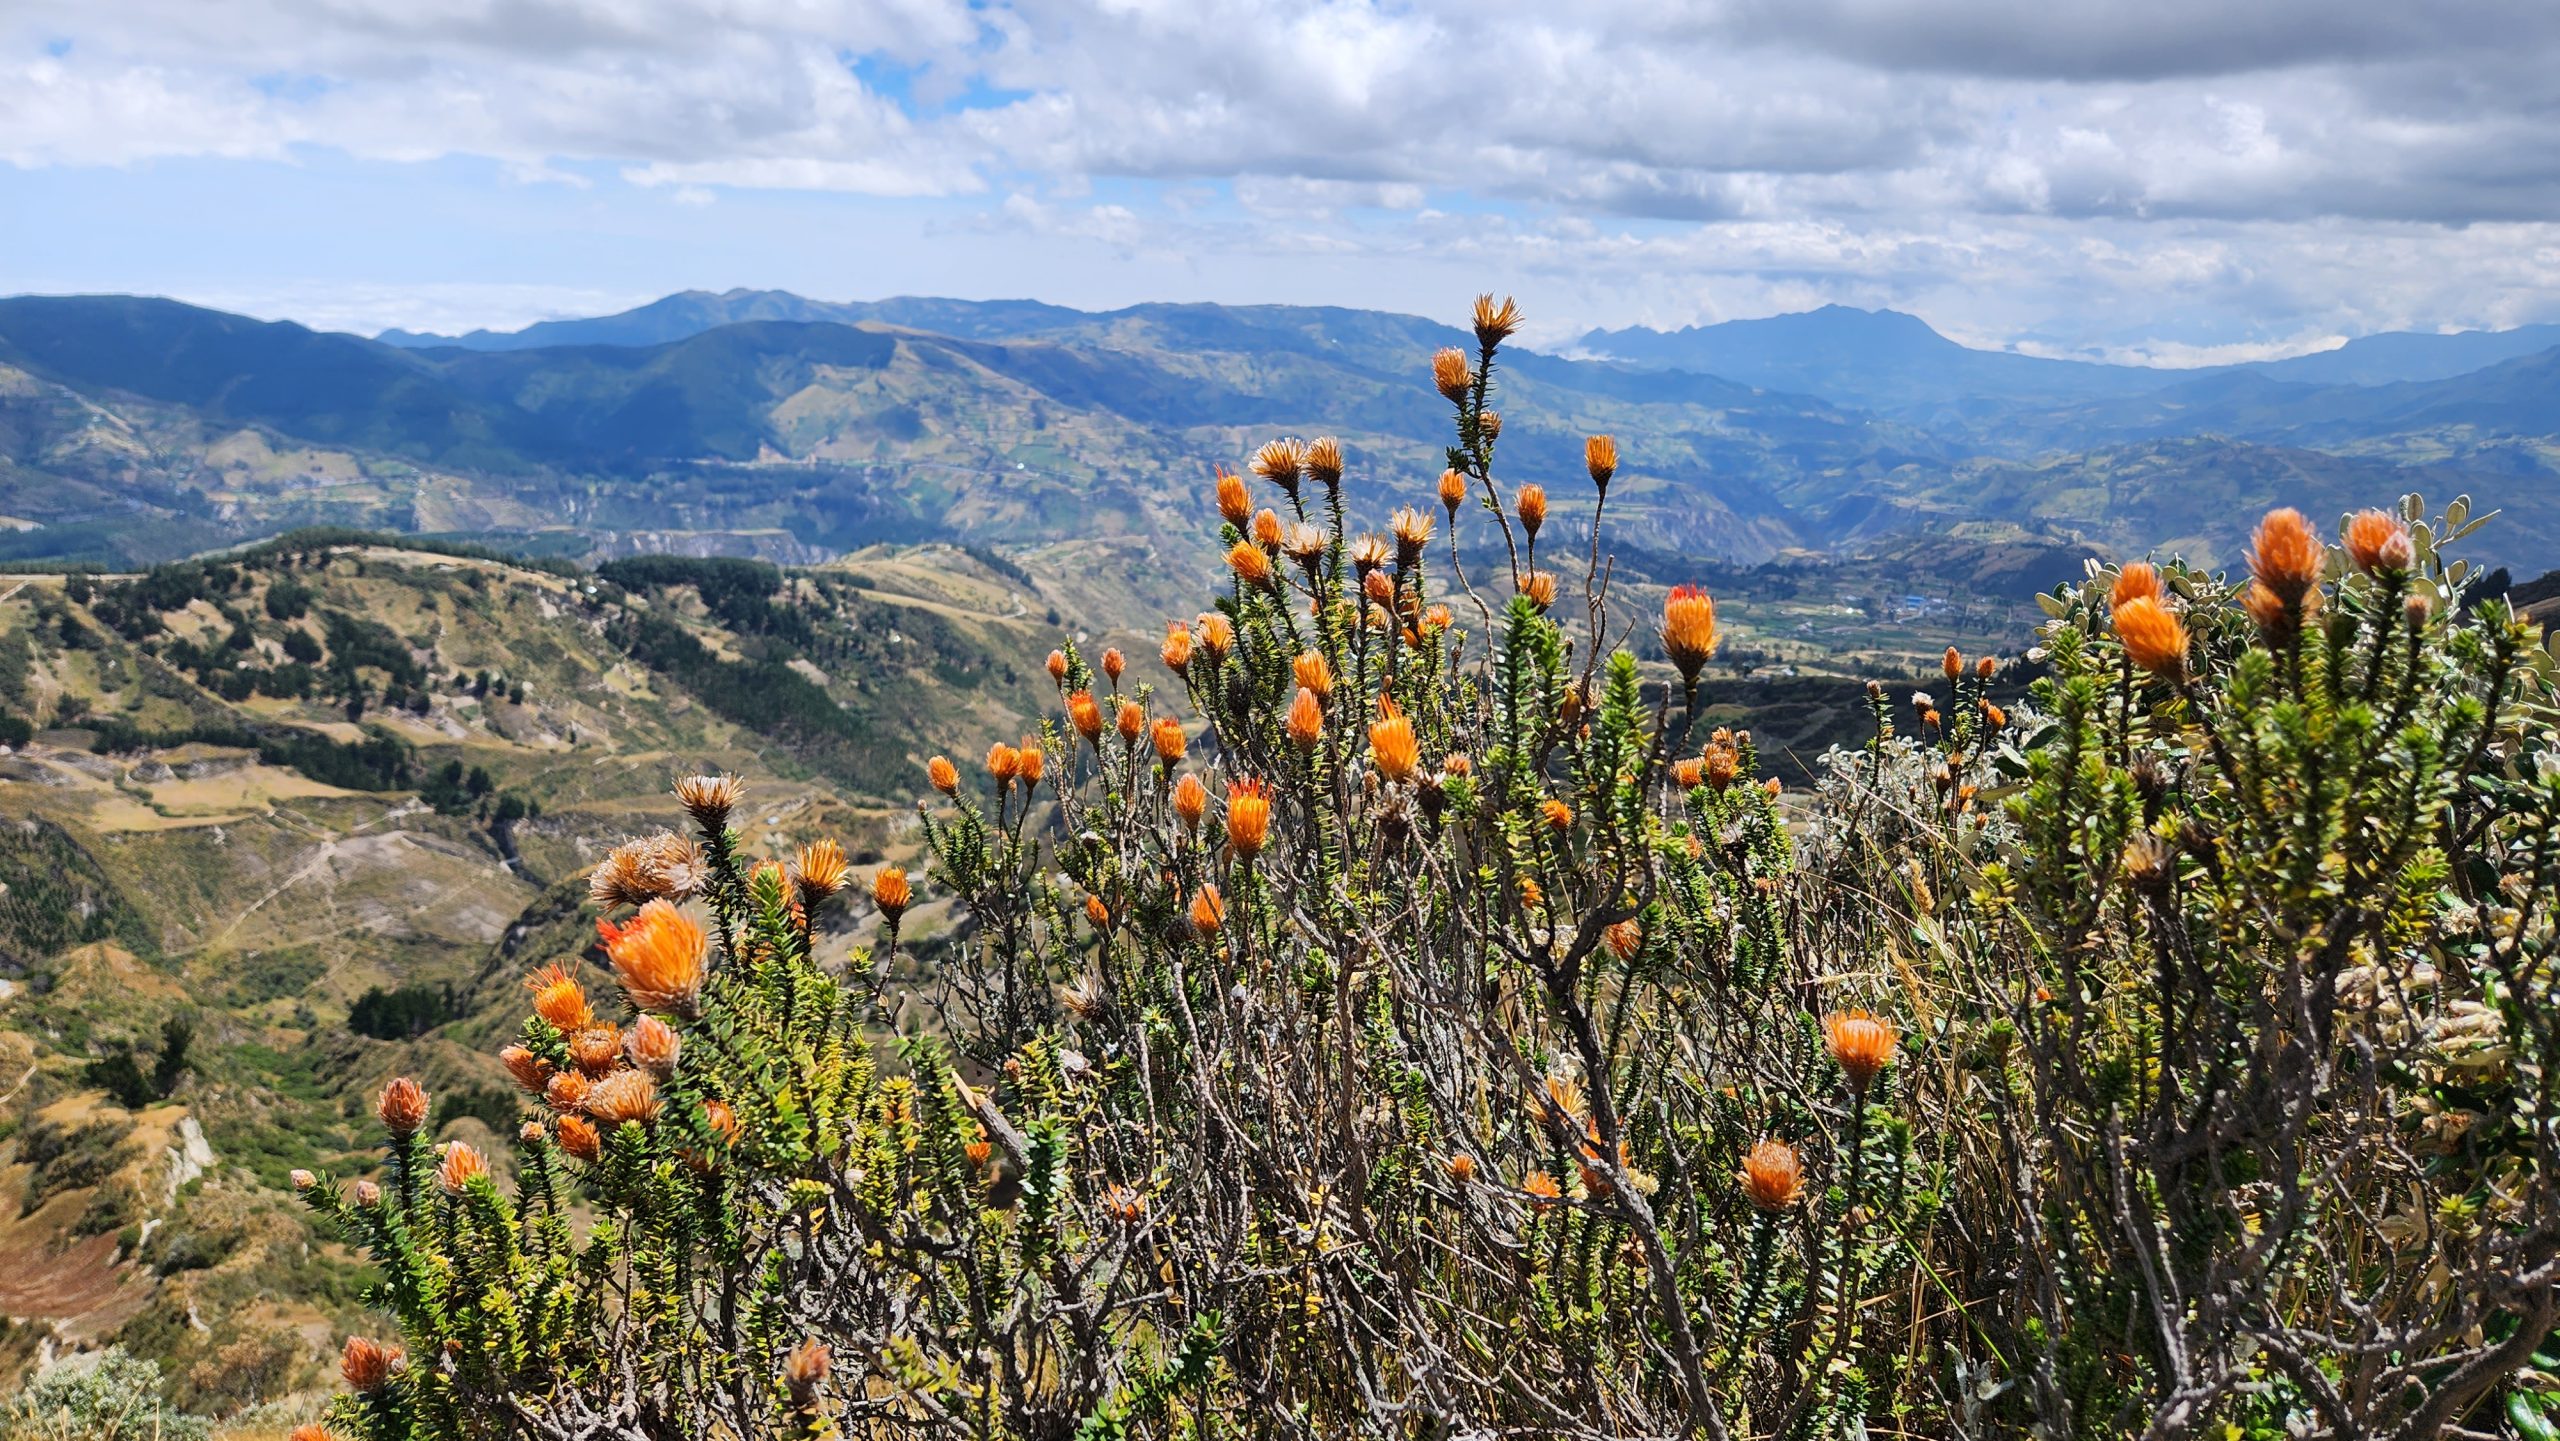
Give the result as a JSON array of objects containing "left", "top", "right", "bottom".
[{"left": 293, "top": 298, "right": 2559, "bottom": 1441}]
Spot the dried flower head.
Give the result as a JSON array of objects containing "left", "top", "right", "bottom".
[
  {"left": 673, "top": 773, "right": 742, "bottom": 829},
  {"left": 1101, "top": 1183, "right": 1147, "bottom": 1226},
  {"left": 341, "top": 1337, "right": 402, "bottom": 1393},
  {"left": 588, "top": 831, "right": 709, "bottom": 910},
  {"left": 1515, "top": 484, "right": 1548, "bottom": 538},
  {"left": 1389, "top": 506, "right": 1435, "bottom": 567},
  {"left": 1662, "top": 585, "right": 1720, "bottom": 682},
  {"left": 1741, "top": 1139, "right": 1804, "bottom": 1212},
  {"left": 1584, "top": 433, "right": 1618, "bottom": 488},
  {"left": 1823, "top": 1008, "right": 1899, "bottom": 1090},
  {"left": 1214, "top": 466, "right": 1251, "bottom": 527},
  {"left": 377, "top": 1076, "right": 429, "bottom": 1136},
  {"left": 435, "top": 1141, "right": 489, "bottom": 1196},
  {"left": 585, "top": 1069, "right": 661, "bottom": 1127},
  {"left": 1251, "top": 438, "right": 1306, "bottom": 496},
  {"left": 1281, "top": 522, "right": 1327, "bottom": 566},
  {"left": 1472, "top": 293, "right": 1523, "bottom": 347},
  {"left": 625, "top": 1015, "right": 680, "bottom": 1077},
  {"left": 2248, "top": 507, "right": 2325, "bottom": 606},
  {"left": 290, "top": 1167, "right": 315, "bottom": 1191},
  {"left": 2343, "top": 508, "right": 2414, "bottom": 573},
  {"left": 1151, "top": 716, "right": 1187, "bottom": 766},
  {"left": 1303, "top": 436, "right": 1344, "bottom": 486},
  {"left": 600, "top": 901, "right": 706, "bottom": 1018},
  {"left": 354, "top": 1180, "right": 381, "bottom": 1207},
  {"left": 1432, "top": 347, "right": 1474, "bottom": 403},
  {"left": 1172, "top": 773, "right": 1209, "bottom": 828},
  {"left": 872, "top": 866, "right": 911, "bottom": 920},
  {"left": 783, "top": 1337, "right": 832, "bottom": 1403},
  {"left": 1349, "top": 533, "right": 1392, "bottom": 576},
  {"left": 2112, "top": 595, "right": 2191, "bottom": 678},
  {"left": 1437, "top": 467, "right": 1468, "bottom": 513},
  {"left": 1369, "top": 699, "right": 1419, "bottom": 781},
  {"left": 927, "top": 754, "right": 960, "bottom": 796},
  {"left": 1226, "top": 778, "right": 1273, "bottom": 859}
]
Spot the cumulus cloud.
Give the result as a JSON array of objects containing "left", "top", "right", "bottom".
[{"left": 3, "top": 0, "right": 2556, "bottom": 348}]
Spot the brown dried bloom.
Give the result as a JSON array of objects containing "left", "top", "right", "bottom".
[
  {"left": 1303, "top": 436, "right": 1344, "bottom": 486},
  {"left": 673, "top": 773, "right": 742, "bottom": 829}
]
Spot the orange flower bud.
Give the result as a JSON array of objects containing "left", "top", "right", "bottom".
[
  {"left": 1515, "top": 484, "right": 1547, "bottom": 538},
  {"left": 872, "top": 866, "right": 911, "bottom": 920},
  {"left": 1585, "top": 434, "right": 1617, "bottom": 488},
  {"left": 625, "top": 1015, "right": 680, "bottom": 1077},
  {"left": 1196, "top": 613, "right": 1234, "bottom": 658},
  {"left": 1161, "top": 621, "right": 1194, "bottom": 673},
  {"left": 1188, "top": 884, "right": 1225, "bottom": 938},
  {"left": 987, "top": 742, "right": 1021, "bottom": 784},
  {"left": 525, "top": 961, "right": 593, "bottom": 1034},
  {"left": 1228, "top": 541, "right": 1273, "bottom": 587},
  {"left": 1172, "top": 773, "right": 1209, "bottom": 828},
  {"left": 2111, "top": 561, "right": 2164, "bottom": 610},
  {"left": 1943, "top": 646, "right": 1963, "bottom": 681},
  {"left": 1214, "top": 466, "right": 1251, "bottom": 527},
  {"left": 1101, "top": 648, "right": 1125, "bottom": 684},
  {"left": 1822, "top": 1008, "right": 1898, "bottom": 1091},
  {"left": 376, "top": 1077, "right": 428, "bottom": 1137},
  {"left": 1292, "top": 650, "right": 1333, "bottom": 700},
  {"left": 927, "top": 754, "right": 960, "bottom": 795},
  {"left": 1523, "top": 1170, "right": 1562, "bottom": 1206},
  {"left": 1046, "top": 649, "right": 1069, "bottom": 683},
  {"left": 2112, "top": 595, "right": 2190, "bottom": 677},
  {"left": 600, "top": 901, "right": 705, "bottom": 1018},
  {"left": 1116, "top": 699, "right": 1145, "bottom": 742},
  {"left": 2343, "top": 508, "right": 2413, "bottom": 573},
  {"left": 1740, "top": 1139, "right": 1803, "bottom": 1212},
  {"left": 436, "top": 1141, "right": 489, "bottom": 1197},
  {"left": 1015, "top": 740, "right": 1046, "bottom": 786},
  {"left": 1369, "top": 698, "right": 1419, "bottom": 781},
  {"left": 1250, "top": 508, "right": 1283, "bottom": 549},
  {"left": 1662, "top": 585, "right": 1719, "bottom": 682},
  {"left": 341, "top": 1337, "right": 402, "bottom": 1393},
  {"left": 1519, "top": 570, "right": 1558, "bottom": 611},
  {"left": 2247, "top": 507, "right": 2324, "bottom": 606},
  {"left": 1067, "top": 690, "right": 1104, "bottom": 742},
  {"left": 1085, "top": 894, "right": 1111, "bottom": 928},
  {"left": 1151, "top": 716, "right": 1187, "bottom": 765},
  {"left": 1437, "top": 468, "right": 1467, "bottom": 513},
  {"left": 1432, "top": 347, "right": 1473, "bottom": 402},
  {"left": 556, "top": 1113, "right": 601, "bottom": 1161},
  {"left": 1226, "top": 778, "right": 1272, "bottom": 859},
  {"left": 1604, "top": 919, "right": 1642, "bottom": 961},
  {"left": 1541, "top": 798, "right": 1573, "bottom": 831}
]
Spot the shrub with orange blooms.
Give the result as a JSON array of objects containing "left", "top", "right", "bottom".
[{"left": 292, "top": 301, "right": 2558, "bottom": 1441}]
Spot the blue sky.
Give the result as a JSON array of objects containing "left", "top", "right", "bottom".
[{"left": 6, "top": 1, "right": 2558, "bottom": 363}]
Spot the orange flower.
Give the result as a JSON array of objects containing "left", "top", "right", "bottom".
[
  {"left": 703, "top": 1099, "right": 741, "bottom": 1146},
  {"left": 793, "top": 838, "right": 850, "bottom": 900},
  {"left": 1188, "top": 884, "right": 1226, "bottom": 938},
  {"left": 1085, "top": 894, "right": 1111, "bottom": 928},
  {"left": 2110, "top": 561, "right": 2164, "bottom": 610},
  {"left": 783, "top": 1337, "right": 832, "bottom": 1399},
  {"left": 1515, "top": 484, "right": 1548, "bottom": 538},
  {"left": 1161, "top": 622, "right": 1194, "bottom": 673},
  {"left": 291, "top": 1425, "right": 336, "bottom": 1441},
  {"left": 554, "top": 1112, "right": 601, "bottom": 1161},
  {"left": 1704, "top": 742, "right": 1739, "bottom": 791},
  {"left": 1445, "top": 1152, "right": 1477, "bottom": 1182},
  {"left": 1822, "top": 1008, "right": 1898, "bottom": 1091},
  {"left": 1250, "top": 508, "right": 1284, "bottom": 549},
  {"left": 1432, "top": 346, "right": 1474, "bottom": 402},
  {"left": 2112, "top": 596, "right": 2190, "bottom": 678},
  {"left": 1389, "top": 507, "right": 1434, "bottom": 567},
  {"left": 1478, "top": 411, "right": 1501, "bottom": 439},
  {"left": 340, "top": 1337, "right": 402, "bottom": 1393},
  {"left": 1517, "top": 875, "right": 1545, "bottom": 910},
  {"left": 965, "top": 1136, "right": 994, "bottom": 1170},
  {"left": 1426, "top": 603, "right": 1453, "bottom": 631},
  {"left": 1472, "top": 293, "right": 1523, "bottom": 347},
  {"left": 673, "top": 772, "right": 742, "bottom": 829},
  {"left": 1274, "top": 687, "right": 1322, "bottom": 752},
  {"left": 1585, "top": 434, "right": 1617, "bottom": 488},
  {"left": 1067, "top": 690, "right": 1104, "bottom": 744},
  {"left": 1740, "top": 1139, "right": 1803, "bottom": 1212},
  {"left": 1196, "top": 612, "right": 1235, "bottom": 658},
  {"left": 2247, "top": 507, "right": 2325, "bottom": 605},
  {"left": 1251, "top": 439, "right": 1305, "bottom": 495},
  {"left": 1519, "top": 570, "right": 1558, "bottom": 611},
  {"left": 520, "top": 956, "right": 594, "bottom": 1030},
  {"left": 569, "top": 1025, "right": 623, "bottom": 1077},
  {"left": 1116, "top": 699, "right": 1146, "bottom": 742},
  {"left": 1292, "top": 650, "right": 1333, "bottom": 700},
  {"left": 2343, "top": 508, "right": 2413, "bottom": 573},
  {"left": 1369, "top": 698, "right": 1419, "bottom": 781},
  {"left": 1016, "top": 740, "right": 1046, "bottom": 786},
  {"left": 1213, "top": 466, "right": 1251, "bottom": 527},
  {"left": 436, "top": 1141, "right": 489, "bottom": 1197},
  {"left": 585, "top": 1069, "right": 661, "bottom": 1127},
  {"left": 1673, "top": 757, "right": 1704, "bottom": 788},
  {"left": 1151, "top": 716, "right": 1187, "bottom": 765},
  {"left": 544, "top": 1071, "right": 590, "bottom": 1113},
  {"left": 1101, "top": 648, "right": 1125, "bottom": 684},
  {"left": 1976, "top": 655, "right": 1996, "bottom": 680},
  {"left": 987, "top": 742, "right": 1021, "bottom": 784},
  {"left": 1226, "top": 778, "right": 1272, "bottom": 859},
  {"left": 1604, "top": 919, "right": 1643, "bottom": 961},
  {"left": 1171, "top": 773, "right": 1209, "bottom": 828},
  {"left": 1981, "top": 701, "right": 2008, "bottom": 730},
  {"left": 1304, "top": 436, "right": 1344, "bottom": 486},
  {"left": 927, "top": 754, "right": 960, "bottom": 795},
  {"left": 1944, "top": 646, "right": 1963, "bottom": 682},
  {"left": 1101, "top": 1183, "right": 1147, "bottom": 1226},
  {"left": 1437, "top": 467, "right": 1467, "bottom": 513},
  {"left": 376, "top": 1077, "right": 428, "bottom": 1137},
  {"left": 1522, "top": 1170, "right": 1563, "bottom": 1206},
  {"left": 1227, "top": 540, "right": 1273, "bottom": 587},
  {"left": 625, "top": 1015, "right": 680, "bottom": 1077},
  {"left": 1662, "top": 585, "right": 1719, "bottom": 681},
  {"left": 1540, "top": 798, "right": 1574, "bottom": 832},
  {"left": 500, "top": 1045, "right": 551, "bottom": 1093},
  {"left": 873, "top": 866, "right": 911, "bottom": 920},
  {"left": 1046, "top": 649, "right": 1069, "bottom": 684},
  {"left": 601, "top": 901, "right": 705, "bottom": 1018}
]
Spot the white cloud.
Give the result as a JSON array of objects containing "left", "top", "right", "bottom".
[{"left": 4, "top": 0, "right": 2559, "bottom": 348}]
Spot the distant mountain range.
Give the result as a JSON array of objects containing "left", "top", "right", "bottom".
[{"left": 3, "top": 289, "right": 2557, "bottom": 577}]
